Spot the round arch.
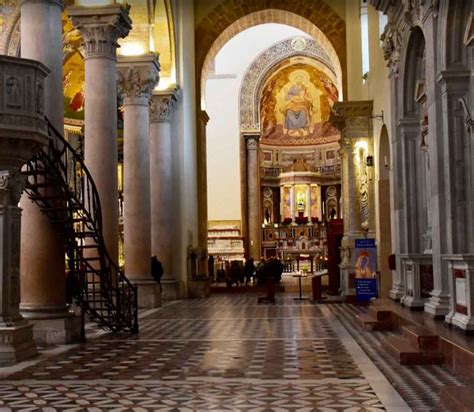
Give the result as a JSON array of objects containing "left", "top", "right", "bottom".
[
  {"left": 2, "top": 8, "right": 21, "bottom": 57},
  {"left": 238, "top": 36, "right": 341, "bottom": 132},
  {"left": 401, "top": 26, "right": 425, "bottom": 118},
  {"left": 196, "top": 3, "right": 346, "bottom": 104}
]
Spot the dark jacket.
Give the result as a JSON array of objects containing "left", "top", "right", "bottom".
[{"left": 151, "top": 257, "right": 164, "bottom": 283}]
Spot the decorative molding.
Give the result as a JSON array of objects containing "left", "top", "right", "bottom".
[
  {"left": 117, "top": 54, "right": 160, "bottom": 103},
  {"left": 68, "top": 5, "right": 132, "bottom": 60},
  {"left": 459, "top": 98, "right": 474, "bottom": 133},
  {"left": 464, "top": 13, "right": 474, "bottom": 47},
  {"left": 150, "top": 88, "right": 179, "bottom": 123}
]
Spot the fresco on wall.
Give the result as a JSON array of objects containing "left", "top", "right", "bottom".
[{"left": 260, "top": 64, "right": 339, "bottom": 146}]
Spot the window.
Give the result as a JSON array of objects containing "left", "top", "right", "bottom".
[{"left": 360, "top": 0, "right": 370, "bottom": 82}]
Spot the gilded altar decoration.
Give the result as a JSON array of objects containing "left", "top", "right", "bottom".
[{"left": 259, "top": 64, "right": 339, "bottom": 146}]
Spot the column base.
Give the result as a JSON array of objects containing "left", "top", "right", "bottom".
[
  {"left": 424, "top": 291, "right": 451, "bottom": 318},
  {"left": 400, "top": 294, "right": 426, "bottom": 309},
  {"left": 389, "top": 281, "right": 405, "bottom": 301},
  {"left": 20, "top": 306, "right": 82, "bottom": 345},
  {"left": 134, "top": 280, "right": 161, "bottom": 308},
  {"left": 0, "top": 322, "right": 37, "bottom": 366},
  {"left": 187, "top": 278, "right": 211, "bottom": 298},
  {"left": 161, "top": 278, "right": 178, "bottom": 300},
  {"left": 445, "top": 311, "right": 474, "bottom": 332}
]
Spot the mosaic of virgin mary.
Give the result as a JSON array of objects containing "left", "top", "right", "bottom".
[
  {"left": 282, "top": 75, "right": 314, "bottom": 137},
  {"left": 259, "top": 64, "right": 340, "bottom": 146}
]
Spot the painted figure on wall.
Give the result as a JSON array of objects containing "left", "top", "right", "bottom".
[
  {"left": 282, "top": 75, "right": 313, "bottom": 136},
  {"left": 259, "top": 63, "right": 340, "bottom": 146}
]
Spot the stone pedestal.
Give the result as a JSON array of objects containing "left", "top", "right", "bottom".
[
  {"left": 399, "top": 254, "right": 432, "bottom": 310},
  {"left": 118, "top": 54, "right": 160, "bottom": 308},
  {"left": 134, "top": 280, "right": 162, "bottom": 309},
  {"left": 245, "top": 134, "right": 261, "bottom": 260},
  {"left": 68, "top": 5, "right": 132, "bottom": 265},
  {"left": 150, "top": 89, "right": 178, "bottom": 300},
  {"left": 444, "top": 255, "right": 474, "bottom": 332},
  {"left": 0, "top": 56, "right": 50, "bottom": 364}
]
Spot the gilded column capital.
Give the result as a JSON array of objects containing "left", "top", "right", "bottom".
[
  {"left": 67, "top": 5, "right": 132, "bottom": 60},
  {"left": 150, "top": 88, "right": 179, "bottom": 123},
  {"left": 117, "top": 54, "right": 160, "bottom": 105}
]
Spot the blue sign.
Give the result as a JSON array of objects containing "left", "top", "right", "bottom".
[
  {"left": 356, "top": 278, "right": 378, "bottom": 302},
  {"left": 354, "top": 238, "right": 377, "bottom": 278},
  {"left": 355, "top": 239, "right": 376, "bottom": 248}
]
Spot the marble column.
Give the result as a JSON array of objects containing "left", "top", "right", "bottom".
[
  {"left": 0, "top": 56, "right": 50, "bottom": 364},
  {"left": 19, "top": 0, "right": 81, "bottom": 345},
  {"left": 245, "top": 134, "right": 261, "bottom": 260},
  {"left": 68, "top": 5, "right": 132, "bottom": 266},
  {"left": 117, "top": 54, "right": 160, "bottom": 308},
  {"left": 330, "top": 101, "right": 375, "bottom": 300},
  {"left": 149, "top": 89, "right": 178, "bottom": 300}
]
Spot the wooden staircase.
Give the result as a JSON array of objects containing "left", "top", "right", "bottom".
[
  {"left": 381, "top": 325, "right": 444, "bottom": 365},
  {"left": 22, "top": 118, "right": 138, "bottom": 335}
]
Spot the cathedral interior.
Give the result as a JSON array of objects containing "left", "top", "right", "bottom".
[{"left": 0, "top": 0, "right": 473, "bottom": 410}]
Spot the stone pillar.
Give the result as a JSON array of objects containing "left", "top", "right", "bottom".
[
  {"left": 149, "top": 89, "right": 178, "bottom": 300},
  {"left": 197, "top": 110, "right": 210, "bottom": 276},
  {"left": 68, "top": 5, "right": 132, "bottom": 266},
  {"left": 0, "top": 56, "right": 50, "bottom": 364},
  {"left": 245, "top": 134, "right": 261, "bottom": 260},
  {"left": 19, "top": 0, "right": 81, "bottom": 344},
  {"left": 330, "top": 101, "right": 375, "bottom": 300},
  {"left": 117, "top": 54, "right": 160, "bottom": 309}
]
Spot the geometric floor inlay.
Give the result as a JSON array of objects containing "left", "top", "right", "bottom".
[{"left": 0, "top": 293, "right": 408, "bottom": 411}]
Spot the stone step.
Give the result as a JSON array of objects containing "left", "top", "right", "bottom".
[
  {"left": 368, "top": 305, "right": 392, "bottom": 321},
  {"left": 381, "top": 335, "right": 444, "bottom": 365},
  {"left": 402, "top": 324, "right": 440, "bottom": 352},
  {"left": 439, "top": 385, "right": 474, "bottom": 412},
  {"left": 356, "top": 313, "right": 392, "bottom": 331}
]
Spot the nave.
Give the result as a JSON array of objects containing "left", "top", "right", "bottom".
[{"left": 0, "top": 294, "right": 467, "bottom": 411}]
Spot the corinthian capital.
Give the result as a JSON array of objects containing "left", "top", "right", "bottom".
[
  {"left": 150, "top": 88, "right": 179, "bottom": 123},
  {"left": 68, "top": 5, "right": 132, "bottom": 60},
  {"left": 0, "top": 171, "right": 26, "bottom": 206},
  {"left": 117, "top": 54, "right": 160, "bottom": 104}
]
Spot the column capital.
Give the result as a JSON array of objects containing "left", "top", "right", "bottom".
[
  {"left": 330, "top": 101, "right": 373, "bottom": 138},
  {"left": 150, "top": 88, "right": 179, "bottom": 123},
  {"left": 244, "top": 133, "right": 260, "bottom": 150},
  {"left": 67, "top": 5, "right": 132, "bottom": 60},
  {"left": 0, "top": 171, "right": 26, "bottom": 206},
  {"left": 117, "top": 54, "right": 160, "bottom": 105},
  {"left": 21, "top": 0, "right": 63, "bottom": 8}
]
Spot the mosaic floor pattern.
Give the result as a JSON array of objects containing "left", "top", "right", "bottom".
[{"left": 0, "top": 294, "right": 407, "bottom": 411}]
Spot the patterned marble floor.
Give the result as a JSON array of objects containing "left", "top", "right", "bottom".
[{"left": 0, "top": 294, "right": 409, "bottom": 411}]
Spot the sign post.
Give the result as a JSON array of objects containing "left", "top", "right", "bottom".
[{"left": 354, "top": 239, "right": 378, "bottom": 303}]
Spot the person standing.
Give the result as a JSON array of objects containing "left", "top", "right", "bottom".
[{"left": 151, "top": 255, "right": 164, "bottom": 288}]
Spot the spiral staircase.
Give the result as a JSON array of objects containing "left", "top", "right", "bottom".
[{"left": 22, "top": 118, "right": 138, "bottom": 335}]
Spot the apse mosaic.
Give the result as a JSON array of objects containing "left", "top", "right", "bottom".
[{"left": 260, "top": 64, "right": 339, "bottom": 146}]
